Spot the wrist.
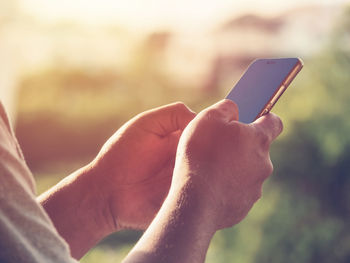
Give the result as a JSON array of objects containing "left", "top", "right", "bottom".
[
  {"left": 124, "top": 175, "right": 218, "bottom": 263},
  {"left": 171, "top": 165, "right": 223, "bottom": 231},
  {"left": 76, "top": 164, "right": 118, "bottom": 235},
  {"left": 39, "top": 164, "right": 114, "bottom": 258},
  {"left": 169, "top": 175, "right": 219, "bottom": 235}
]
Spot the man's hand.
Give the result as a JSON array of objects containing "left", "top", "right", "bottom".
[
  {"left": 124, "top": 99, "right": 283, "bottom": 263},
  {"left": 90, "top": 102, "right": 196, "bottom": 231},
  {"left": 39, "top": 102, "right": 195, "bottom": 259},
  {"left": 172, "top": 99, "right": 283, "bottom": 229}
]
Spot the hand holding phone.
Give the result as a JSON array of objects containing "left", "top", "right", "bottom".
[{"left": 226, "top": 58, "right": 303, "bottom": 123}]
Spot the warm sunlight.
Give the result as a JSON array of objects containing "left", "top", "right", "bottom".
[
  {"left": 1, "top": 0, "right": 350, "bottom": 263},
  {"left": 20, "top": 0, "right": 340, "bottom": 31}
]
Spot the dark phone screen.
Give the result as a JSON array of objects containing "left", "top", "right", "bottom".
[{"left": 226, "top": 58, "right": 300, "bottom": 124}]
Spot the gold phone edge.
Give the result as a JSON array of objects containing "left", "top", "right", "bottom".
[{"left": 255, "top": 58, "right": 304, "bottom": 120}]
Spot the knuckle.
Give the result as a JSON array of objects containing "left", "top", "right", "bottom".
[
  {"left": 222, "top": 99, "right": 239, "bottom": 115},
  {"left": 257, "top": 129, "right": 271, "bottom": 150},
  {"left": 264, "top": 159, "right": 274, "bottom": 177},
  {"left": 230, "top": 122, "right": 242, "bottom": 136},
  {"left": 173, "top": 101, "right": 186, "bottom": 110},
  {"left": 255, "top": 187, "right": 263, "bottom": 201},
  {"left": 269, "top": 113, "right": 284, "bottom": 138},
  {"left": 268, "top": 161, "right": 274, "bottom": 175},
  {"left": 173, "top": 102, "right": 194, "bottom": 118},
  {"left": 276, "top": 116, "right": 283, "bottom": 133},
  {"left": 273, "top": 114, "right": 284, "bottom": 134},
  {"left": 204, "top": 108, "right": 222, "bottom": 121}
]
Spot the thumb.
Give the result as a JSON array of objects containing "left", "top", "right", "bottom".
[
  {"left": 251, "top": 113, "right": 283, "bottom": 143},
  {"left": 200, "top": 99, "right": 239, "bottom": 123},
  {"left": 138, "top": 102, "right": 196, "bottom": 136}
]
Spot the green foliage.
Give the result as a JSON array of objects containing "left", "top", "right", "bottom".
[{"left": 209, "top": 7, "right": 350, "bottom": 262}]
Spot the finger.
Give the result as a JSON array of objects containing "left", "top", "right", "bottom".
[
  {"left": 251, "top": 113, "right": 283, "bottom": 144},
  {"left": 139, "top": 102, "right": 196, "bottom": 136},
  {"left": 200, "top": 99, "right": 239, "bottom": 123},
  {"left": 166, "top": 130, "right": 182, "bottom": 153}
]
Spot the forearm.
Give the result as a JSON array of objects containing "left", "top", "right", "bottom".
[
  {"left": 123, "top": 178, "right": 217, "bottom": 263},
  {"left": 38, "top": 165, "right": 112, "bottom": 259}
]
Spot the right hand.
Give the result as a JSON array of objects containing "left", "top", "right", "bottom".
[{"left": 171, "top": 99, "right": 283, "bottom": 229}]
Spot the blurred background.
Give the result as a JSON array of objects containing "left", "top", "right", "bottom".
[{"left": 1, "top": 0, "right": 350, "bottom": 262}]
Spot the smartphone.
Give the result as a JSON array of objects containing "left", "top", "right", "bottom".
[{"left": 225, "top": 58, "right": 303, "bottom": 123}]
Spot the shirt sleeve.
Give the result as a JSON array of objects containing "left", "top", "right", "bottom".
[{"left": 0, "top": 101, "right": 78, "bottom": 263}]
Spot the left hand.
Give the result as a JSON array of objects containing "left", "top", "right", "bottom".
[{"left": 89, "top": 102, "right": 196, "bottom": 231}]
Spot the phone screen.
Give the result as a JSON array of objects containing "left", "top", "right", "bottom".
[{"left": 226, "top": 58, "right": 302, "bottom": 123}]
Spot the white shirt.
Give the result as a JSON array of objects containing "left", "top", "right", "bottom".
[{"left": 0, "top": 102, "right": 77, "bottom": 263}]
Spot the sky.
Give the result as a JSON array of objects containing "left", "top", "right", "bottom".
[{"left": 20, "top": 0, "right": 347, "bottom": 32}]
